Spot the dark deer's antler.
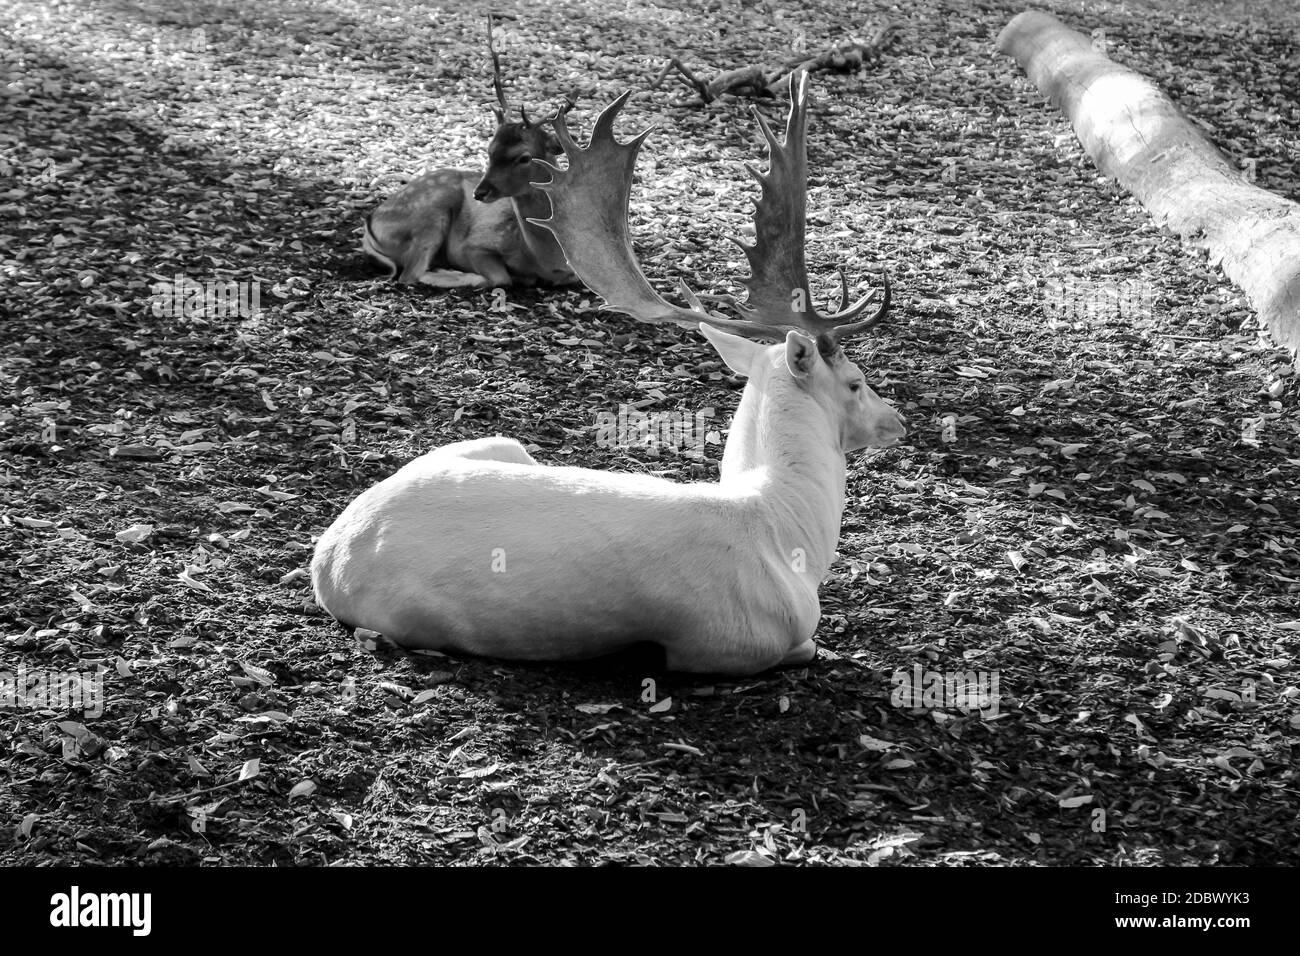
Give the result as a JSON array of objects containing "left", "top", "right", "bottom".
[
  {"left": 530, "top": 71, "right": 889, "bottom": 342},
  {"left": 486, "top": 15, "right": 510, "bottom": 124},
  {"left": 527, "top": 88, "right": 579, "bottom": 128},
  {"left": 552, "top": 88, "right": 579, "bottom": 122},
  {"left": 489, "top": 17, "right": 578, "bottom": 130}
]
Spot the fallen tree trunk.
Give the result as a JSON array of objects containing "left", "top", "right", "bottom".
[{"left": 996, "top": 10, "right": 1300, "bottom": 354}]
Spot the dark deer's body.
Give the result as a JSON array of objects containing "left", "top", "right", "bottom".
[
  {"left": 361, "top": 19, "right": 579, "bottom": 290},
  {"left": 362, "top": 166, "right": 575, "bottom": 288}
]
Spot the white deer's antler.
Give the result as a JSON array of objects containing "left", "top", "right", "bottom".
[
  {"left": 531, "top": 71, "right": 889, "bottom": 342},
  {"left": 734, "top": 71, "right": 889, "bottom": 338},
  {"left": 529, "top": 91, "right": 716, "bottom": 330}
]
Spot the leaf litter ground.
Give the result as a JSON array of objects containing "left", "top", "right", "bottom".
[{"left": 1, "top": 0, "right": 1298, "bottom": 865}]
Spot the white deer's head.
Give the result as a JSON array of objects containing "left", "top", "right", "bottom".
[
  {"left": 531, "top": 72, "right": 902, "bottom": 455},
  {"left": 701, "top": 324, "right": 905, "bottom": 454}
]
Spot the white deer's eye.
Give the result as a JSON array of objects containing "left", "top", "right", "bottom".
[{"left": 849, "top": 382, "right": 863, "bottom": 393}]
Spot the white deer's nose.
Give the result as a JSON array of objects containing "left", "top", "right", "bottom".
[{"left": 880, "top": 411, "right": 907, "bottom": 444}]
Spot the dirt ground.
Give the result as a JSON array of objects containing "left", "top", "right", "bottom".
[{"left": 1, "top": 0, "right": 1298, "bottom": 866}]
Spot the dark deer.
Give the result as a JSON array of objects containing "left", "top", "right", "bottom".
[{"left": 360, "top": 19, "right": 578, "bottom": 289}]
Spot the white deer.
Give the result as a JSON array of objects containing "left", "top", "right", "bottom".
[{"left": 313, "top": 74, "right": 905, "bottom": 674}]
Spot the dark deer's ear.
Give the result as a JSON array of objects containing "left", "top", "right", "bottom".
[{"left": 491, "top": 106, "right": 505, "bottom": 125}]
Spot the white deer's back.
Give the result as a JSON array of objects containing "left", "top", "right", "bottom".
[{"left": 311, "top": 450, "right": 821, "bottom": 672}]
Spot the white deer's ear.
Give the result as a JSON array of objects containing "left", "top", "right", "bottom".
[
  {"left": 699, "top": 323, "right": 762, "bottom": 377},
  {"left": 784, "top": 330, "right": 818, "bottom": 381}
]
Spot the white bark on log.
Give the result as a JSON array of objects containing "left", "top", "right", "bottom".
[{"left": 996, "top": 9, "right": 1300, "bottom": 353}]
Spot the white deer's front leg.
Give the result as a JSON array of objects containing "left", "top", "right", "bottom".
[
  {"left": 780, "top": 639, "right": 817, "bottom": 666},
  {"left": 664, "top": 627, "right": 813, "bottom": 675}
]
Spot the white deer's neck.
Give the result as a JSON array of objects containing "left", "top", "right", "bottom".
[{"left": 719, "top": 371, "right": 847, "bottom": 576}]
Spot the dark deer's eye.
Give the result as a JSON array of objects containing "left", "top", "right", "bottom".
[{"left": 516, "top": 154, "right": 532, "bottom": 165}]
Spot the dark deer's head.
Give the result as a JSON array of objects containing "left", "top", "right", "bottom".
[
  {"left": 474, "top": 16, "right": 575, "bottom": 203},
  {"left": 473, "top": 113, "right": 567, "bottom": 203}
]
